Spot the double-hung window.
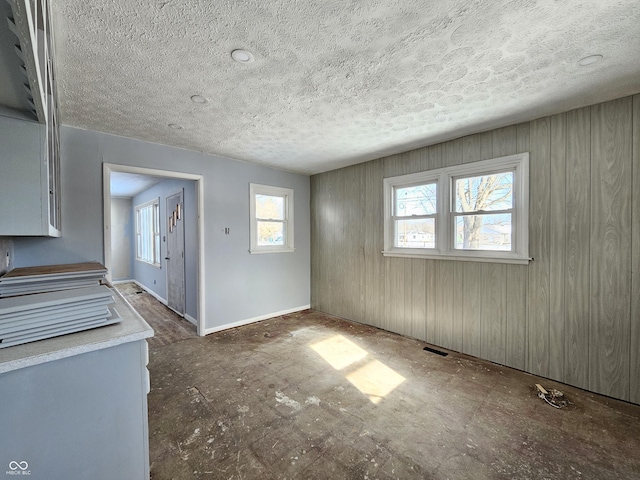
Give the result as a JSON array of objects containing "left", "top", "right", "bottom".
[
  {"left": 452, "top": 170, "right": 514, "bottom": 251},
  {"left": 383, "top": 153, "right": 529, "bottom": 264},
  {"left": 135, "top": 198, "right": 161, "bottom": 266},
  {"left": 249, "top": 183, "right": 294, "bottom": 254},
  {"left": 393, "top": 180, "right": 438, "bottom": 249}
]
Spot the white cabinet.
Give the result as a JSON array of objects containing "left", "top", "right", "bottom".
[
  {"left": 0, "top": 115, "right": 59, "bottom": 236},
  {"left": 8, "top": 0, "right": 58, "bottom": 124},
  {"left": 1, "top": 0, "right": 61, "bottom": 236}
]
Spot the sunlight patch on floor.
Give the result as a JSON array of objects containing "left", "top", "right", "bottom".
[
  {"left": 309, "top": 335, "right": 368, "bottom": 370},
  {"left": 310, "top": 334, "right": 405, "bottom": 404},
  {"left": 345, "top": 359, "right": 406, "bottom": 404}
]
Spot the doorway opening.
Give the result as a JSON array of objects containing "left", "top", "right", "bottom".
[{"left": 103, "top": 163, "right": 205, "bottom": 336}]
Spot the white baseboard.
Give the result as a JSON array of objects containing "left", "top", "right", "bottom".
[
  {"left": 184, "top": 313, "right": 197, "bottom": 326},
  {"left": 202, "top": 305, "right": 311, "bottom": 336},
  {"left": 111, "top": 279, "right": 135, "bottom": 285},
  {"left": 130, "top": 281, "right": 196, "bottom": 324},
  {"left": 133, "top": 280, "right": 168, "bottom": 305}
]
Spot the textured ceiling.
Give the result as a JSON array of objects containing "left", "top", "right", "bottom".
[{"left": 52, "top": 0, "right": 640, "bottom": 174}]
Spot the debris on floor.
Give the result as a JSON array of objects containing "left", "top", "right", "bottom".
[
  {"left": 535, "top": 383, "right": 568, "bottom": 409},
  {"left": 144, "top": 308, "right": 640, "bottom": 479}
]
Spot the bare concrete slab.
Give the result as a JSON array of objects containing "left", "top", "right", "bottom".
[{"left": 146, "top": 309, "right": 640, "bottom": 479}]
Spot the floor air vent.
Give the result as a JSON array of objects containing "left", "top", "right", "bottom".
[{"left": 423, "top": 346, "right": 448, "bottom": 357}]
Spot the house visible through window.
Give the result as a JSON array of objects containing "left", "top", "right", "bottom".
[
  {"left": 135, "top": 198, "right": 160, "bottom": 266},
  {"left": 383, "top": 153, "right": 529, "bottom": 264},
  {"left": 249, "top": 183, "right": 294, "bottom": 254},
  {"left": 394, "top": 182, "right": 437, "bottom": 249}
]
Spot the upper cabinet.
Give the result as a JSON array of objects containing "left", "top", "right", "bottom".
[
  {"left": 0, "top": 115, "right": 56, "bottom": 236},
  {"left": 0, "top": 0, "right": 61, "bottom": 236}
]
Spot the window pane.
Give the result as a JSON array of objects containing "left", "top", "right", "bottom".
[
  {"left": 454, "top": 214, "right": 512, "bottom": 251},
  {"left": 395, "top": 218, "right": 435, "bottom": 248},
  {"left": 256, "top": 194, "right": 284, "bottom": 220},
  {"left": 455, "top": 172, "right": 513, "bottom": 212},
  {"left": 395, "top": 184, "right": 437, "bottom": 217},
  {"left": 153, "top": 204, "right": 160, "bottom": 234},
  {"left": 257, "top": 221, "right": 284, "bottom": 246},
  {"left": 136, "top": 201, "right": 160, "bottom": 264},
  {"left": 155, "top": 235, "right": 161, "bottom": 264},
  {"left": 141, "top": 206, "right": 150, "bottom": 261}
]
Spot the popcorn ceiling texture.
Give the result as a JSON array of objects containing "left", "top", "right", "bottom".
[{"left": 52, "top": 0, "right": 640, "bottom": 174}]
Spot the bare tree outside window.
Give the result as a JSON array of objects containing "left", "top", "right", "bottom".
[
  {"left": 384, "top": 153, "right": 528, "bottom": 262},
  {"left": 454, "top": 172, "right": 513, "bottom": 250}
]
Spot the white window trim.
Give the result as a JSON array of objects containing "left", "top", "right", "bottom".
[
  {"left": 135, "top": 197, "right": 161, "bottom": 267},
  {"left": 383, "top": 153, "right": 530, "bottom": 264},
  {"left": 249, "top": 183, "right": 295, "bottom": 254}
]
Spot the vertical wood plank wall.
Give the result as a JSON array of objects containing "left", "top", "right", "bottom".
[{"left": 310, "top": 94, "right": 640, "bottom": 404}]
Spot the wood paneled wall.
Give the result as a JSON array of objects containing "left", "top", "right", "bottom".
[{"left": 310, "top": 94, "right": 640, "bottom": 404}]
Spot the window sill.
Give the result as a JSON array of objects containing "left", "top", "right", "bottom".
[
  {"left": 135, "top": 259, "right": 162, "bottom": 268},
  {"left": 249, "top": 248, "right": 295, "bottom": 255},
  {"left": 382, "top": 250, "right": 531, "bottom": 265}
]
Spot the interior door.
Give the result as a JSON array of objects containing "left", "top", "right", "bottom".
[{"left": 166, "top": 190, "right": 185, "bottom": 315}]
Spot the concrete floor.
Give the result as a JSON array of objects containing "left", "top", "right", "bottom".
[{"left": 139, "top": 302, "right": 640, "bottom": 479}]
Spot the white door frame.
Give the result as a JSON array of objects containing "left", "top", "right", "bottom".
[{"left": 103, "top": 163, "right": 206, "bottom": 336}]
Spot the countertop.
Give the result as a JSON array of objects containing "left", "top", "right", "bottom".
[{"left": 0, "top": 287, "right": 154, "bottom": 374}]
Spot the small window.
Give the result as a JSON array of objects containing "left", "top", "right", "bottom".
[
  {"left": 383, "top": 153, "right": 529, "bottom": 264},
  {"left": 135, "top": 198, "right": 161, "bottom": 266},
  {"left": 249, "top": 184, "right": 294, "bottom": 254}
]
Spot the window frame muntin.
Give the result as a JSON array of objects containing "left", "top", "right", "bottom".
[
  {"left": 383, "top": 153, "right": 530, "bottom": 264},
  {"left": 249, "top": 183, "right": 295, "bottom": 254}
]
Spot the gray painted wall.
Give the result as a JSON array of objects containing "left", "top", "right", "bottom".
[
  {"left": 110, "top": 197, "right": 133, "bottom": 281},
  {"left": 12, "top": 126, "right": 311, "bottom": 330},
  {"left": 311, "top": 94, "right": 640, "bottom": 406},
  {"left": 131, "top": 178, "right": 198, "bottom": 320}
]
